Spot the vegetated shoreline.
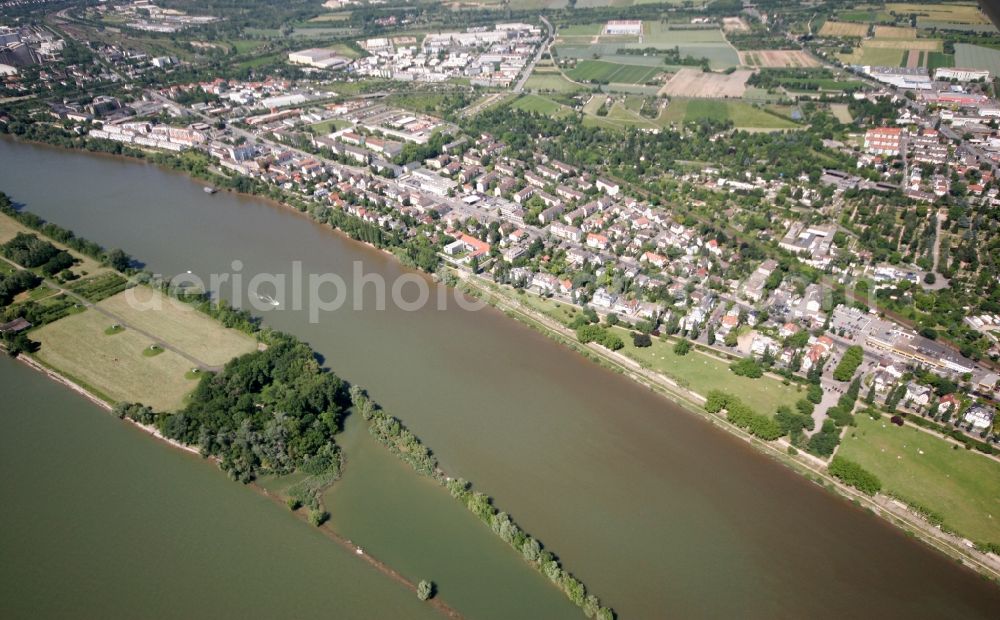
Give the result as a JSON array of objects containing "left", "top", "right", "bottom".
[
  {"left": 0, "top": 200, "right": 602, "bottom": 618},
  {"left": 454, "top": 273, "right": 1000, "bottom": 584},
  {"left": 6, "top": 349, "right": 464, "bottom": 619},
  {"left": 5, "top": 135, "right": 1000, "bottom": 588}
]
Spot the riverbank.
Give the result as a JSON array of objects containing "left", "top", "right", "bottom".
[
  {"left": 9, "top": 346, "right": 465, "bottom": 618},
  {"left": 455, "top": 271, "right": 1000, "bottom": 583},
  {"left": 10, "top": 132, "right": 999, "bottom": 584},
  {"left": 4, "top": 135, "right": 1000, "bottom": 617}
]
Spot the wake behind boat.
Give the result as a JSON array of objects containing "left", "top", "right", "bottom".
[{"left": 256, "top": 294, "right": 280, "bottom": 307}]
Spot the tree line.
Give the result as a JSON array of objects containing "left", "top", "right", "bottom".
[{"left": 351, "top": 388, "right": 616, "bottom": 620}]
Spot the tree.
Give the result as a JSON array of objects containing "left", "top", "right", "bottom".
[
  {"left": 106, "top": 248, "right": 131, "bottom": 272},
  {"left": 576, "top": 324, "right": 605, "bottom": 344},
  {"left": 833, "top": 346, "right": 864, "bottom": 381},
  {"left": 730, "top": 357, "right": 763, "bottom": 378},
  {"left": 601, "top": 332, "right": 624, "bottom": 351},
  {"left": 673, "top": 338, "right": 691, "bottom": 356},
  {"left": 417, "top": 580, "right": 434, "bottom": 601},
  {"left": 632, "top": 332, "right": 652, "bottom": 348},
  {"left": 806, "top": 383, "right": 823, "bottom": 404}
]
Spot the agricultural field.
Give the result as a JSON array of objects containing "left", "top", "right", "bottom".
[
  {"left": 658, "top": 68, "right": 752, "bottom": 98},
  {"left": 554, "top": 21, "right": 738, "bottom": 70},
  {"left": 307, "top": 11, "right": 351, "bottom": 22},
  {"left": 874, "top": 25, "right": 917, "bottom": 39},
  {"left": 97, "top": 287, "right": 257, "bottom": 368},
  {"left": 853, "top": 46, "right": 906, "bottom": 66},
  {"left": 819, "top": 20, "right": 870, "bottom": 38},
  {"left": 839, "top": 414, "right": 1000, "bottom": 546},
  {"left": 32, "top": 308, "right": 197, "bottom": 412},
  {"left": 927, "top": 51, "right": 956, "bottom": 70},
  {"left": 886, "top": 2, "right": 989, "bottom": 26},
  {"left": 566, "top": 60, "right": 663, "bottom": 84},
  {"left": 955, "top": 43, "right": 1000, "bottom": 76},
  {"left": 740, "top": 50, "right": 820, "bottom": 68},
  {"left": 658, "top": 98, "right": 800, "bottom": 130}
]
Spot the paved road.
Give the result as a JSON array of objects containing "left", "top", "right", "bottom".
[
  {"left": 2, "top": 250, "right": 220, "bottom": 371},
  {"left": 513, "top": 16, "right": 554, "bottom": 94}
]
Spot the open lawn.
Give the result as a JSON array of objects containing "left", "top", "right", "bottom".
[
  {"left": 839, "top": 414, "right": 1000, "bottom": 545},
  {"left": 830, "top": 103, "right": 854, "bottom": 123},
  {"left": 510, "top": 94, "right": 574, "bottom": 118},
  {"left": 0, "top": 212, "right": 105, "bottom": 278},
  {"left": 567, "top": 60, "right": 663, "bottom": 84},
  {"left": 32, "top": 308, "right": 196, "bottom": 412},
  {"left": 525, "top": 70, "right": 583, "bottom": 93},
  {"left": 308, "top": 118, "right": 354, "bottom": 134},
  {"left": 615, "top": 328, "right": 804, "bottom": 416},
  {"left": 97, "top": 287, "right": 257, "bottom": 367},
  {"left": 659, "top": 68, "right": 752, "bottom": 98}
]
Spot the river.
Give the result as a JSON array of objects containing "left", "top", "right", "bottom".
[{"left": 2, "top": 138, "right": 999, "bottom": 618}]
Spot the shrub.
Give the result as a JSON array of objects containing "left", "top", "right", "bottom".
[
  {"left": 601, "top": 332, "right": 624, "bottom": 351},
  {"left": 673, "top": 338, "right": 691, "bottom": 356},
  {"left": 417, "top": 580, "right": 434, "bottom": 601},
  {"left": 730, "top": 357, "right": 763, "bottom": 378},
  {"left": 632, "top": 332, "right": 652, "bottom": 348},
  {"left": 828, "top": 456, "right": 882, "bottom": 495}
]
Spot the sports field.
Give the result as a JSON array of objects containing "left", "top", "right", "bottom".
[
  {"left": 839, "top": 414, "right": 1000, "bottom": 545},
  {"left": 97, "top": 287, "right": 257, "bottom": 367},
  {"left": 567, "top": 60, "right": 663, "bottom": 84}
]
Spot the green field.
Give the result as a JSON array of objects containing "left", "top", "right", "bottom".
[
  {"left": 927, "top": 51, "right": 956, "bottom": 70},
  {"left": 567, "top": 60, "right": 663, "bottom": 84},
  {"left": 524, "top": 70, "right": 584, "bottom": 93},
  {"left": 31, "top": 286, "right": 256, "bottom": 411},
  {"left": 839, "top": 414, "right": 1000, "bottom": 545},
  {"left": 510, "top": 94, "right": 574, "bottom": 117},
  {"left": 615, "top": 328, "right": 803, "bottom": 416},
  {"left": 554, "top": 21, "right": 738, "bottom": 70},
  {"left": 97, "top": 287, "right": 257, "bottom": 367},
  {"left": 32, "top": 308, "right": 196, "bottom": 411},
  {"left": 308, "top": 118, "right": 354, "bottom": 134},
  {"left": 660, "top": 99, "right": 799, "bottom": 129},
  {"left": 955, "top": 43, "right": 1000, "bottom": 76}
]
